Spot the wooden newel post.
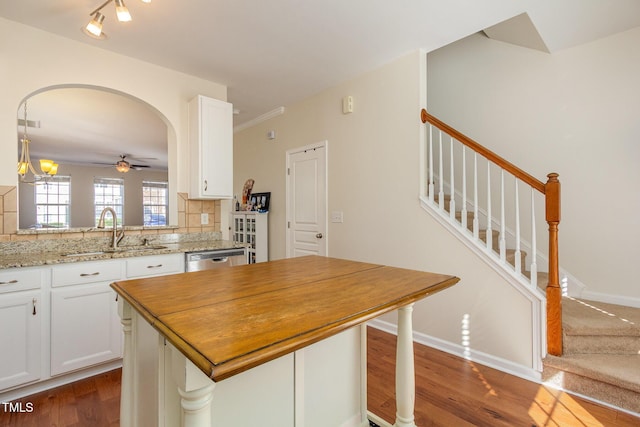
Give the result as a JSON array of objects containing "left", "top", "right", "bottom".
[{"left": 545, "top": 173, "right": 562, "bottom": 356}]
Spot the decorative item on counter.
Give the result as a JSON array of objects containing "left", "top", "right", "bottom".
[
  {"left": 234, "top": 195, "right": 240, "bottom": 211},
  {"left": 250, "top": 192, "right": 271, "bottom": 212},
  {"left": 242, "top": 179, "right": 254, "bottom": 210}
]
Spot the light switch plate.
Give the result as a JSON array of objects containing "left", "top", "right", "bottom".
[
  {"left": 201, "top": 213, "right": 209, "bottom": 225},
  {"left": 331, "top": 211, "right": 343, "bottom": 223}
]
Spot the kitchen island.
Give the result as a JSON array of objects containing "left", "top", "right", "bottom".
[{"left": 111, "top": 256, "right": 459, "bottom": 427}]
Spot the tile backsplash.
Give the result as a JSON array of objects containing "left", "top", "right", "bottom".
[{"left": 0, "top": 187, "right": 220, "bottom": 242}]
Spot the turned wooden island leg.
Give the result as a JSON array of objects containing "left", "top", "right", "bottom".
[
  {"left": 170, "top": 343, "right": 216, "bottom": 427},
  {"left": 118, "top": 299, "right": 134, "bottom": 427},
  {"left": 395, "top": 304, "right": 416, "bottom": 427}
]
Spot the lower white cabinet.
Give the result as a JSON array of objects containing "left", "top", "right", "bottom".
[
  {"left": 50, "top": 260, "right": 124, "bottom": 376},
  {"left": 50, "top": 283, "right": 122, "bottom": 376},
  {"left": 0, "top": 290, "right": 42, "bottom": 390},
  {"left": 0, "top": 253, "right": 185, "bottom": 396}
]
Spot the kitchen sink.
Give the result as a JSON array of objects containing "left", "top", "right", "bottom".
[
  {"left": 62, "top": 251, "right": 109, "bottom": 257},
  {"left": 107, "top": 245, "right": 168, "bottom": 253},
  {"left": 63, "top": 245, "right": 168, "bottom": 257}
]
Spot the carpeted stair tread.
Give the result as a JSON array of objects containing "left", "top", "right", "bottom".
[
  {"left": 544, "top": 354, "right": 640, "bottom": 394},
  {"left": 562, "top": 297, "right": 640, "bottom": 336}
]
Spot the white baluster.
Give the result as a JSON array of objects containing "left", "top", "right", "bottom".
[
  {"left": 486, "top": 163, "right": 492, "bottom": 252},
  {"left": 499, "top": 170, "right": 506, "bottom": 261},
  {"left": 461, "top": 147, "right": 468, "bottom": 231},
  {"left": 449, "top": 137, "right": 456, "bottom": 220},
  {"left": 438, "top": 132, "right": 444, "bottom": 211},
  {"left": 428, "top": 125, "right": 434, "bottom": 202},
  {"left": 514, "top": 180, "right": 522, "bottom": 274},
  {"left": 473, "top": 153, "right": 479, "bottom": 239},
  {"left": 530, "top": 189, "right": 538, "bottom": 288}
]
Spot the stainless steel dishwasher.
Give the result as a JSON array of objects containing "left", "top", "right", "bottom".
[{"left": 185, "top": 248, "right": 247, "bottom": 271}]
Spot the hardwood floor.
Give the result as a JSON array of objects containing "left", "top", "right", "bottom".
[
  {"left": 367, "top": 326, "right": 640, "bottom": 427},
  {"left": 2, "top": 327, "right": 639, "bottom": 426},
  {"left": 0, "top": 370, "right": 120, "bottom": 427}
]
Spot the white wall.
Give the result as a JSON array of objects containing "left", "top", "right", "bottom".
[
  {"left": 0, "top": 17, "right": 227, "bottom": 227},
  {"left": 234, "top": 51, "right": 538, "bottom": 373},
  {"left": 427, "top": 29, "right": 640, "bottom": 305}
]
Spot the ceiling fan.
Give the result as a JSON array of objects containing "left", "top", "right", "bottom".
[{"left": 94, "top": 154, "right": 151, "bottom": 173}]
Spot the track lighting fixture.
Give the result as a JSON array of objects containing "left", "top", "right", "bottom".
[{"left": 84, "top": 0, "right": 150, "bottom": 39}]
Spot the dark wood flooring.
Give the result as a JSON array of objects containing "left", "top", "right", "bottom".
[{"left": 2, "top": 327, "right": 639, "bottom": 426}]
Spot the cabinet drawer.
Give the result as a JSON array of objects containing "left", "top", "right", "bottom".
[
  {"left": 0, "top": 267, "right": 46, "bottom": 294},
  {"left": 126, "top": 254, "right": 184, "bottom": 278},
  {"left": 52, "top": 260, "right": 123, "bottom": 287}
]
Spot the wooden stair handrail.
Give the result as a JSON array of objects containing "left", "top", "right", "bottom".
[
  {"left": 421, "top": 109, "right": 545, "bottom": 193},
  {"left": 421, "top": 109, "right": 563, "bottom": 356}
]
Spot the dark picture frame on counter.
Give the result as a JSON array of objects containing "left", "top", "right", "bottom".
[{"left": 250, "top": 192, "right": 270, "bottom": 212}]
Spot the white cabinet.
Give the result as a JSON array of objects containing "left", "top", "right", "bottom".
[
  {"left": 50, "top": 260, "right": 124, "bottom": 376},
  {"left": 0, "top": 290, "right": 41, "bottom": 390},
  {"left": 230, "top": 212, "right": 268, "bottom": 263},
  {"left": 0, "top": 267, "right": 46, "bottom": 391},
  {"left": 50, "top": 283, "right": 121, "bottom": 376},
  {"left": 0, "top": 253, "right": 186, "bottom": 396},
  {"left": 126, "top": 253, "right": 184, "bottom": 278},
  {"left": 188, "top": 95, "right": 233, "bottom": 199}
]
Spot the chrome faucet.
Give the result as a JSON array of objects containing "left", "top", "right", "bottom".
[{"left": 97, "top": 207, "right": 125, "bottom": 248}]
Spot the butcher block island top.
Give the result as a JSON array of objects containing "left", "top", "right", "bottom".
[{"left": 111, "top": 255, "right": 459, "bottom": 382}]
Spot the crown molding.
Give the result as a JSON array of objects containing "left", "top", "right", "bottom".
[{"left": 233, "top": 107, "right": 285, "bottom": 133}]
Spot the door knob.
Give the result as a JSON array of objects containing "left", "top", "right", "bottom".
[{"left": 316, "top": 233, "right": 323, "bottom": 239}]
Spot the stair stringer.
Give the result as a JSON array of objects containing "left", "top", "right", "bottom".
[{"left": 419, "top": 194, "right": 547, "bottom": 371}]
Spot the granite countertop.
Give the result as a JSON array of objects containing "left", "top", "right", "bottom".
[{"left": 0, "top": 233, "right": 244, "bottom": 269}]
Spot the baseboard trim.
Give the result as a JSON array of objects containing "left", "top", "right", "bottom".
[
  {"left": 367, "top": 411, "right": 392, "bottom": 427},
  {"left": 0, "top": 360, "right": 122, "bottom": 402},
  {"left": 579, "top": 290, "right": 640, "bottom": 309},
  {"left": 368, "top": 319, "right": 541, "bottom": 383}
]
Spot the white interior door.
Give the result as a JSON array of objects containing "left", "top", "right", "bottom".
[{"left": 286, "top": 142, "right": 327, "bottom": 258}]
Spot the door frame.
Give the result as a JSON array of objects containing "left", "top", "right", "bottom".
[{"left": 285, "top": 141, "right": 328, "bottom": 258}]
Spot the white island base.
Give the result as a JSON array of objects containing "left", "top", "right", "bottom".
[{"left": 119, "top": 302, "right": 418, "bottom": 427}]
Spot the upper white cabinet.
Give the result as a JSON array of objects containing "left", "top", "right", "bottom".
[{"left": 188, "top": 95, "right": 233, "bottom": 199}]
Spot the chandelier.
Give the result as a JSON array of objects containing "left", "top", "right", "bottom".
[
  {"left": 84, "top": 0, "right": 152, "bottom": 40},
  {"left": 17, "top": 100, "right": 59, "bottom": 183}
]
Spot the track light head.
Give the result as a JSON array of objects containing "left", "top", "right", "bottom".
[
  {"left": 115, "top": 0, "right": 132, "bottom": 22},
  {"left": 85, "top": 11, "right": 106, "bottom": 38}
]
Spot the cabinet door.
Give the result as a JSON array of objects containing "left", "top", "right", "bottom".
[
  {"left": 50, "top": 283, "right": 121, "bottom": 376},
  {"left": 189, "top": 95, "right": 233, "bottom": 199},
  {"left": 0, "top": 291, "right": 41, "bottom": 391}
]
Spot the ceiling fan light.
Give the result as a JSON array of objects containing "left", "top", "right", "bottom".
[
  {"left": 86, "top": 12, "right": 105, "bottom": 37},
  {"left": 141, "top": 0, "right": 151, "bottom": 3},
  {"left": 115, "top": 0, "right": 132, "bottom": 22},
  {"left": 116, "top": 160, "right": 130, "bottom": 173},
  {"left": 49, "top": 163, "right": 59, "bottom": 176}
]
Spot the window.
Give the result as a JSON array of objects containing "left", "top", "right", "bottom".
[
  {"left": 143, "top": 181, "right": 168, "bottom": 226},
  {"left": 94, "top": 177, "right": 124, "bottom": 226},
  {"left": 35, "top": 176, "right": 71, "bottom": 229}
]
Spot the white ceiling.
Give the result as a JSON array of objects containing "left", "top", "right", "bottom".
[{"left": 2, "top": 0, "right": 639, "bottom": 168}]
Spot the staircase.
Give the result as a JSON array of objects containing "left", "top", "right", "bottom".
[
  {"left": 542, "top": 298, "right": 640, "bottom": 413},
  {"left": 420, "top": 109, "right": 640, "bottom": 415}
]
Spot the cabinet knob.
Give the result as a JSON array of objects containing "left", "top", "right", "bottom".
[
  {"left": 204, "top": 180, "right": 208, "bottom": 191},
  {"left": 316, "top": 233, "right": 323, "bottom": 239}
]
